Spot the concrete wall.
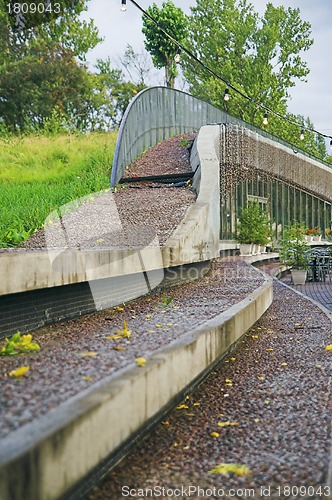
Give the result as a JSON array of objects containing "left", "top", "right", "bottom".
[
  {"left": 0, "top": 126, "right": 221, "bottom": 298},
  {"left": 0, "top": 267, "right": 273, "bottom": 500}
]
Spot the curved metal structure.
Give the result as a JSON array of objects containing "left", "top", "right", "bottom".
[{"left": 111, "top": 86, "right": 330, "bottom": 187}]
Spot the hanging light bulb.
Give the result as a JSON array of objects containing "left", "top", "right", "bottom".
[
  {"left": 300, "top": 129, "right": 305, "bottom": 140},
  {"left": 263, "top": 112, "right": 268, "bottom": 126},
  {"left": 120, "top": 0, "right": 127, "bottom": 12},
  {"left": 223, "top": 87, "right": 230, "bottom": 102},
  {"left": 174, "top": 50, "right": 181, "bottom": 63}
]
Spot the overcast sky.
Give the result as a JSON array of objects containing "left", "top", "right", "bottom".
[{"left": 81, "top": 0, "right": 331, "bottom": 136}]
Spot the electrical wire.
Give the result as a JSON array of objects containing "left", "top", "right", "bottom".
[{"left": 124, "top": 0, "right": 332, "bottom": 143}]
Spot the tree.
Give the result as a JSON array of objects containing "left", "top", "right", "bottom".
[
  {"left": 0, "top": 0, "right": 105, "bottom": 133},
  {"left": 94, "top": 58, "right": 146, "bottom": 129},
  {"left": 182, "top": 0, "right": 313, "bottom": 129},
  {"left": 142, "top": 0, "right": 188, "bottom": 88},
  {"left": 118, "top": 44, "right": 157, "bottom": 87}
]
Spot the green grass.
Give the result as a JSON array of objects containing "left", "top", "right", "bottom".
[{"left": 0, "top": 132, "right": 117, "bottom": 247}]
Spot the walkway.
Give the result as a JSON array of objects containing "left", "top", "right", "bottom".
[
  {"left": 85, "top": 273, "right": 332, "bottom": 500},
  {"left": 282, "top": 273, "right": 332, "bottom": 314}
]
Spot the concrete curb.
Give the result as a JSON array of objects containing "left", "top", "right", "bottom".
[{"left": 0, "top": 273, "right": 273, "bottom": 500}]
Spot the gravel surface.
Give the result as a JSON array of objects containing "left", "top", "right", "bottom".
[
  {"left": 0, "top": 258, "right": 265, "bottom": 439},
  {"left": 19, "top": 134, "right": 196, "bottom": 250},
  {"left": 85, "top": 279, "right": 332, "bottom": 500}
]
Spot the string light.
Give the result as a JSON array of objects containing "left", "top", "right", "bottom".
[
  {"left": 223, "top": 87, "right": 230, "bottom": 102},
  {"left": 300, "top": 129, "right": 305, "bottom": 140},
  {"left": 121, "top": 0, "right": 332, "bottom": 149}
]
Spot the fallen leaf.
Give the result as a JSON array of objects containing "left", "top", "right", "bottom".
[
  {"left": 253, "top": 418, "right": 260, "bottom": 423},
  {"left": 135, "top": 357, "right": 146, "bottom": 367},
  {"left": 266, "top": 348, "right": 273, "bottom": 351},
  {"left": 281, "top": 362, "right": 288, "bottom": 366},
  {"left": 96, "top": 239, "right": 104, "bottom": 243},
  {"left": 208, "top": 463, "right": 251, "bottom": 476},
  {"left": 9, "top": 366, "right": 29, "bottom": 377},
  {"left": 230, "top": 357, "right": 236, "bottom": 361},
  {"left": 79, "top": 351, "right": 98, "bottom": 357},
  {"left": 176, "top": 404, "right": 189, "bottom": 409},
  {"left": 325, "top": 345, "right": 332, "bottom": 351},
  {"left": 155, "top": 324, "right": 163, "bottom": 328},
  {"left": 252, "top": 335, "right": 259, "bottom": 339},
  {"left": 106, "top": 334, "right": 122, "bottom": 340},
  {"left": 225, "top": 378, "right": 232, "bottom": 383},
  {"left": 294, "top": 323, "right": 301, "bottom": 326},
  {"left": 161, "top": 421, "right": 170, "bottom": 425},
  {"left": 82, "top": 376, "right": 93, "bottom": 381},
  {"left": 113, "top": 346, "right": 126, "bottom": 351},
  {"left": 193, "top": 402, "right": 200, "bottom": 406},
  {"left": 210, "top": 432, "right": 220, "bottom": 438},
  {"left": 217, "top": 421, "right": 239, "bottom": 427},
  {"left": 257, "top": 376, "right": 265, "bottom": 381}
]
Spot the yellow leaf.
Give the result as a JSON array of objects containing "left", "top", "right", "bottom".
[
  {"left": 266, "top": 348, "right": 273, "bottom": 351},
  {"left": 193, "top": 402, "right": 200, "bottom": 406},
  {"left": 20, "top": 334, "right": 32, "bottom": 346},
  {"left": 96, "top": 239, "right": 104, "bottom": 243},
  {"left": 325, "top": 345, "right": 332, "bottom": 351},
  {"left": 116, "top": 306, "right": 124, "bottom": 312},
  {"left": 155, "top": 324, "right": 163, "bottom": 328},
  {"left": 113, "top": 346, "right": 126, "bottom": 351},
  {"left": 257, "top": 376, "right": 265, "bottom": 381},
  {"left": 294, "top": 323, "right": 301, "bottom": 326},
  {"left": 82, "top": 376, "right": 93, "bottom": 381},
  {"left": 80, "top": 352, "right": 98, "bottom": 357},
  {"left": 281, "top": 362, "right": 288, "bottom": 366},
  {"left": 176, "top": 404, "right": 188, "bottom": 409},
  {"left": 210, "top": 432, "right": 220, "bottom": 438},
  {"left": 161, "top": 421, "right": 170, "bottom": 425},
  {"left": 106, "top": 334, "right": 122, "bottom": 340},
  {"left": 208, "top": 463, "right": 251, "bottom": 476},
  {"left": 230, "top": 357, "right": 236, "bottom": 361},
  {"left": 147, "top": 330, "right": 156, "bottom": 333},
  {"left": 252, "top": 335, "right": 259, "bottom": 339},
  {"left": 225, "top": 378, "right": 232, "bottom": 383},
  {"left": 217, "top": 421, "right": 239, "bottom": 427},
  {"left": 135, "top": 357, "right": 146, "bottom": 367},
  {"left": 9, "top": 366, "right": 29, "bottom": 377},
  {"left": 166, "top": 323, "right": 173, "bottom": 327},
  {"left": 254, "top": 418, "right": 260, "bottom": 423}
]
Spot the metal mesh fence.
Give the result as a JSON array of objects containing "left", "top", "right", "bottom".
[{"left": 111, "top": 86, "right": 330, "bottom": 188}]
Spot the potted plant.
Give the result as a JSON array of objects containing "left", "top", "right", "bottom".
[
  {"left": 312, "top": 227, "right": 322, "bottom": 242},
  {"left": 235, "top": 202, "right": 270, "bottom": 256},
  {"left": 304, "top": 228, "right": 314, "bottom": 242},
  {"left": 279, "top": 223, "right": 311, "bottom": 285}
]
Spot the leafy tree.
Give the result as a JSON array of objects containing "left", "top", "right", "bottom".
[
  {"left": 182, "top": 0, "right": 315, "bottom": 143},
  {"left": 142, "top": 0, "right": 188, "bottom": 88},
  {"left": 94, "top": 58, "right": 146, "bottom": 129},
  {"left": 0, "top": 0, "right": 105, "bottom": 133}
]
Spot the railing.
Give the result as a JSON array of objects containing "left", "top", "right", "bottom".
[{"left": 111, "top": 86, "right": 331, "bottom": 187}]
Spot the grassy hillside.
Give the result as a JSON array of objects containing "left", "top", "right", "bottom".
[{"left": 0, "top": 132, "right": 117, "bottom": 247}]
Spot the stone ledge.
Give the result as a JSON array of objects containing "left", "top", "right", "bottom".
[{"left": 0, "top": 271, "right": 273, "bottom": 500}]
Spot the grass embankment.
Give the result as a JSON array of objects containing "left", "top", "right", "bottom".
[{"left": 0, "top": 132, "right": 117, "bottom": 247}]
